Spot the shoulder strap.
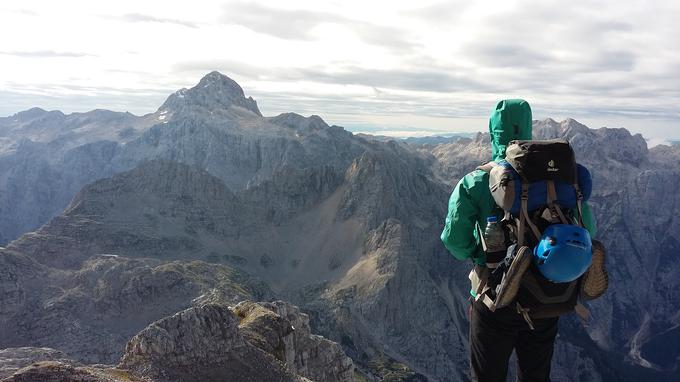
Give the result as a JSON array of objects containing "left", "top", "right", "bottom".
[
  {"left": 520, "top": 183, "right": 541, "bottom": 245},
  {"left": 573, "top": 182, "right": 585, "bottom": 227},
  {"left": 546, "top": 180, "right": 569, "bottom": 224}
]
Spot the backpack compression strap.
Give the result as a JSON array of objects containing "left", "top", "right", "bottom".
[
  {"left": 519, "top": 183, "right": 542, "bottom": 246},
  {"left": 546, "top": 180, "right": 569, "bottom": 224},
  {"left": 573, "top": 183, "right": 585, "bottom": 227}
]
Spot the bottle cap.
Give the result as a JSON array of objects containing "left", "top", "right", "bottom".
[{"left": 486, "top": 216, "right": 498, "bottom": 223}]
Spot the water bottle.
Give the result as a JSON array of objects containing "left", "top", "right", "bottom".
[{"left": 484, "top": 216, "right": 506, "bottom": 253}]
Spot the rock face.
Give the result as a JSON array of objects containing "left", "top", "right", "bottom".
[
  {"left": 159, "top": 71, "right": 262, "bottom": 117},
  {"left": 119, "top": 304, "right": 307, "bottom": 382},
  {"left": 0, "top": 72, "right": 367, "bottom": 245},
  {"left": 1, "top": 302, "right": 351, "bottom": 382},
  {"left": 0, "top": 248, "right": 271, "bottom": 364},
  {"left": 0, "top": 107, "right": 156, "bottom": 245},
  {"left": 233, "top": 301, "right": 354, "bottom": 382},
  {"left": 0, "top": 348, "right": 74, "bottom": 380},
  {"left": 2, "top": 73, "right": 680, "bottom": 381},
  {"left": 119, "top": 302, "right": 353, "bottom": 382}
]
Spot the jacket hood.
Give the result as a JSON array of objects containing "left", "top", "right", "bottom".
[{"left": 489, "top": 99, "right": 532, "bottom": 161}]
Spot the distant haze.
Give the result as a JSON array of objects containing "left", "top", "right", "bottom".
[{"left": 1, "top": 0, "right": 679, "bottom": 141}]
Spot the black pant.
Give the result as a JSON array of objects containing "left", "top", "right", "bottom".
[{"left": 470, "top": 300, "right": 559, "bottom": 382}]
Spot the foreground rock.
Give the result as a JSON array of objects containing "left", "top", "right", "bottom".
[
  {"left": 233, "top": 301, "right": 354, "bottom": 382},
  {"left": 0, "top": 348, "right": 75, "bottom": 380},
  {"left": 2, "top": 302, "right": 353, "bottom": 382},
  {"left": 119, "top": 303, "right": 303, "bottom": 381},
  {"left": 0, "top": 249, "right": 271, "bottom": 364}
]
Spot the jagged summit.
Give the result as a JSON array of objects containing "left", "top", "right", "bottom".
[
  {"left": 268, "top": 112, "right": 329, "bottom": 131},
  {"left": 15, "top": 107, "right": 48, "bottom": 118},
  {"left": 158, "top": 71, "right": 262, "bottom": 117},
  {"left": 5, "top": 107, "right": 64, "bottom": 123},
  {"left": 533, "top": 117, "right": 590, "bottom": 138}
]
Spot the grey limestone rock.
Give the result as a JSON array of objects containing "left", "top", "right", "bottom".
[
  {"left": 118, "top": 303, "right": 325, "bottom": 382},
  {"left": 0, "top": 248, "right": 270, "bottom": 365},
  {"left": 233, "top": 301, "right": 354, "bottom": 382},
  {"left": 0, "top": 347, "right": 76, "bottom": 380},
  {"left": 0, "top": 302, "right": 352, "bottom": 382},
  {"left": 159, "top": 71, "right": 262, "bottom": 117}
]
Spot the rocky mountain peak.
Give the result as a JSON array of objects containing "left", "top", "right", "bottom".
[
  {"left": 158, "top": 71, "right": 262, "bottom": 117},
  {"left": 13, "top": 107, "right": 47, "bottom": 120},
  {"left": 268, "top": 113, "right": 329, "bottom": 131},
  {"left": 532, "top": 118, "right": 590, "bottom": 140},
  {"left": 561, "top": 118, "right": 592, "bottom": 137},
  {"left": 7, "top": 107, "right": 65, "bottom": 124}
]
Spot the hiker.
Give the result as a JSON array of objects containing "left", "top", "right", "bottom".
[{"left": 440, "top": 99, "right": 607, "bottom": 381}]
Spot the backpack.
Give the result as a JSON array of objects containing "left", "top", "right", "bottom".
[{"left": 479, "top": 139, "right": 593, "bottom": 320}]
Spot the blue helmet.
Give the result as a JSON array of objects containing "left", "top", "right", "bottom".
[{"left": 533, "top": 224, "right": 592, "bottom": 283}]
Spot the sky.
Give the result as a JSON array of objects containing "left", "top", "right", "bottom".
[{"left": 1, "top": 0, "right": 679, "bottom": 142}]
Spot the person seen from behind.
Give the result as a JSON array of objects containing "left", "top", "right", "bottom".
[{"left": 441, "top": 99, "right": 608, "bottom": 382}]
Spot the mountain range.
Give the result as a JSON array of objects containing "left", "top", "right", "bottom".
[{"left": 1, "top": 71, "right": 679, "bottom": 381}]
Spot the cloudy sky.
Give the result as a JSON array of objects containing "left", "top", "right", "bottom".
[{"left": 1, "top": 0, "right": 678, "bottom": 141}]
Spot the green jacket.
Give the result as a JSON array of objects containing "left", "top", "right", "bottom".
[{"left": 440, "top": 99, "right": 596, "bottom": 265}]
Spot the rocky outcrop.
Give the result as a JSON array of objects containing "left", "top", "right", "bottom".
[
  {"left": 0, "top": 347, "right": 138, "bottom": 382},
  {"left": 119, "top": 304, "right": 305, "bottom": 382},
  {"left": 118, "top": 302, "right": 352, "bottom": 382},
  {"left": 233, "top": 301, "right": 354, "bottom": 382},
  {"left": 0, "top": 248, "right": 271, "bottom": 364},
  {"left": 1, "top": 302, "right": 352, "bottom": 382},
  {"left": 1, "top": 362, "right": 133, "bottom": 382},
  {"left": 0, "top": 348, "right": 76, "bottom": 380}
]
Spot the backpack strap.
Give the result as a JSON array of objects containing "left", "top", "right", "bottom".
[
  {"left": 516, "top": 302, "right": 536, "bottom": 330},
  {"left": 520, "top": 183, "right": 542, "bottom": 244},
  {"left": 546, "top": 180, "right": 569, "bottom": 224},
  {"left": 571, "top": 165, "right": 585, "bottom": 227},
  {"left": 573, "top": 183, "right": 585, "bottom": 227},
  {"left": 469, "top": 265, "right": 498, "bottom": 312}
]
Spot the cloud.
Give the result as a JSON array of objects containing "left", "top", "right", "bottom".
[
  {"left": 3, "top": 8, "right": 39, "bottom": 16},
  {"left": 347, "top": 21, "right": 418, "bottom": 50},
  {"left": 2, "top": 80, "right": 173, "bottom": 97},
  {"left": 588, "top": 50, "right": 636, "bottom": 72},
  {"left": 0, "top": 50, "right": 93, "bottom": 58},
  {"left": 296, "top": 67, "right": 489, "bottom": 93},
  {"left": 645, "top": 137, "right": 670, "bottom": 148},
  {"left": 219, "top": 2, "right": 419, "bottom": 51},
  {"left": 403, "top": 1, "right": 474, "bottom": 23},
  {"left": 463, "top": 43, "right": 552, "bottom": 68},
  {"left": 173, "top": 59, "right": 274, "bottom": 80},
  {"left": 117, "top": 13, "right": 198, "bottom": 28},
  {"left": 173, "top": 60, "right": 488, "bottom": 93},
  {"left": 220, "top": 2, "right": 340, "bottom": 40},
  {"left": 456, "top": 1, "right": 641, "bottom": 75}
]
